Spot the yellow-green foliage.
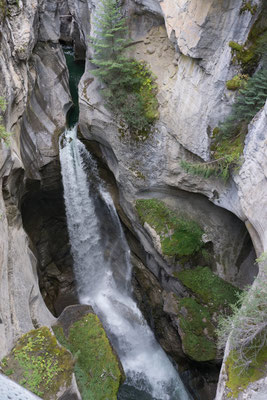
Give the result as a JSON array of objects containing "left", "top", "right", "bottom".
[
  {"left": 132, "top": 61, "right": 159, "bottom": 123},
  {"left": 210, "top": 128, "right": 246, "bottom": 173},
  {"left": 229, "top": 5, "right": 267, "bottom": 74},
  {"left": 225, "top": 346, "right": 267, "bottom": 398},
  {"left": 229, "top": 41, "right": 255, "bottom": 70},
  {"left": 0, "top": 97, "right": 12, "bottom": 145},
  {"left": 240, "top": 1, "right": 257, "bottom": 15},
  {"left": 0, "top": 0, "right": 7, "bottom": 20},
  {"left": 226, "top": 74, "right": 248, "bottom": 90},
  {"left": 176, "top": 266, "right": 241, "bottom": 312},
  {"left": 0, "top": 327, "right": 73, "bottom": 398},
  {"left": 175, "top": 297, "right": 216, "bottom": 361},
  {"left": 136, "top": 198, "right": 204, "bottom": 258},
  {"left": 53, "top": 314, "right": 124, "bottom": 400}
]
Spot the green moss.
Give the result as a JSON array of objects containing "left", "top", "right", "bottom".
[
  {"left": 225, "top": 346, "right": 267, "bottom": 398},
  {"left": 176, "top": 297, "right": 216, "bottom": 361},
  {"left": 229, "top": 41, "right": 243, "bottom": 52},
  {"left": 53, "top": 314, "right": 124, "bottom": 400},
  {"left": 0, "top": 0, "right": 7, "bottom": 20},
  {"left": 240, "top": 1, "right": 257, "bottom": 15},
  {"left": 226, "top": 74, "right": 248, "bottom": 90},
  {"left": 229, "top": 41, "right": 255, "bottom": 71},
  {"left": 0, "top": 327, "right": 73, "bottom": 398},
  {"left": 176, "top": 266, "right": 241, "bottom": 311},
  {"left": 182, "top": 332, "right": 216, "bottom": 362},
  {"left": 229, "top": 6, "right": 267, "bottom": 74},
  {"left": 136, "top": 199, "right": 204, "bottom": 258}
]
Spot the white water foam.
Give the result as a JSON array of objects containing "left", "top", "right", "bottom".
[{"left": 59, "top": 126, "right": 191, "bottom": 400}]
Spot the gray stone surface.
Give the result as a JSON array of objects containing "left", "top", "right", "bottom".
[
  {"left": 0, "top": 178, "right": 55, "bottom": 359},
  {"left": 20, "top": 41, "right": 71, "bottom": 179},
  {"left": 0, "top": 373, "right": 42, "bottom": 400}
]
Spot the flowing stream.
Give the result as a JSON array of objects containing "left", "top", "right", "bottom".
[{"left": 59, "top": 126, "right": 191, "bottom": 400}]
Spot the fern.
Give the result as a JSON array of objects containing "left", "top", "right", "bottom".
[{"left": 181, "top": 160, "right": 230, "bottom": 181}]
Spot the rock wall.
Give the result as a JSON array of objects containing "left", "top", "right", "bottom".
[
  {"left": 77, "top": 0, "right": 267, "bottom": 398},
  {"left": 0, "top": 0, "right": 72, "bottom": 358},
  {"left": 0, "top": 0, "right": 266, "bottom": 398},
  {"left": 0, "top": 169, "right": 55, "bottom": 359}
]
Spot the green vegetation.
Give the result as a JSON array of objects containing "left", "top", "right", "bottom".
[
  {"left": 225, "top": 346, "right": 267, "bottom": 398},
  {"left": 90, "top": 0, "right": 158, "bottom": 135},
  {"left": 171, "top": 267, "right": 241, "bottom": 362},
  {"left": 181, "top": 8, "right": 267, "bottom": 181},
  {"left": 181, "top": 68, "right": 267, "bottom": 181},
  {"left": 217, "top": 263, "right": 267, "bottom": 366},
  {"left": 240, "top": 1, "right": 257, "bottom": 15},
  {"left": 53, "top": 314, "right": 124, "bottom": 400},
  {"left": 0, "top": 327, "right": 73, "bottom": 398},
  {"left": 216, "top": 259, "right": 267, "bottom": 397},
  {"left": 226, "top": 74, "right": 248, "bottom": 91},
  {"left": 176, "top": 266, "right": 241, "bottom": 312},
  {"left": 229, "top": 41, "right": 256, "bottom": 71},
  {"left": 0, "top": 0, "right": 7, "bottom": 21},
  {"left": 135, "top": 198, "right": 204, "bottom": 258},
  {"left": 0, "top": 97, "right": 12, "bottom": 145},
  {"left": 176, "top": 297, "right": 216, "bottom": 361}
]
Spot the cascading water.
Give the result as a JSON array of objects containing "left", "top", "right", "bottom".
[{"left": 59, "top": 126, "right": 191, "bottom": 400}]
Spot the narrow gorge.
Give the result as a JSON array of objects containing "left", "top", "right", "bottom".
[{"left": 0, "top": 1, "right": 266, "bottom": 400}]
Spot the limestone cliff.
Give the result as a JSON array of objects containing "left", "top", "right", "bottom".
[
  {"left": 77, "top": 0, "right": 267, "bottom": 398},
  {"left": 0, "top": 0, "right": 266, "bottom": 399}
]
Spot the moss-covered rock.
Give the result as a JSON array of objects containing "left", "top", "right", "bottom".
[
  {"left": 225, "top": 345, "right": 267, "bottom": 398},
  {"left": 136, "top": 199, "right": 204, "bottom": 258},
  {"left": 175, "top": 297, "right": 216, "bottom": 362},
  {"left": 229, "top": 5, "right": 267, "bottom": 74},
  {"left": 53, "top": 313, "right": 125, "bottom": 400},
  {"left": 176, "top": 266, "right": 241, "bottom": 312},
  {"left": 0, "top": 327, "right": 73, "bottom": 399},
  {"left": 170, "top": 267, "right": 242, "bottom": 363}
]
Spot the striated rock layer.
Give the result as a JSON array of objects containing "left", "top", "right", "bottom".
[{"left": 0, "top": 0, "right": 266, "bottom": 399}]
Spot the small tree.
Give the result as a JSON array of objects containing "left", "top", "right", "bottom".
[
  {"left": 90, "top": 0, "right": 131, "bottom": 85},
  {"left": 90, "top": 0, "right": 158, "bottom": 133}
]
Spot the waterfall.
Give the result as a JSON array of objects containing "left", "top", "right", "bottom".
[{"left": 59, "top": 126, "right": 191, "bottom": 400}]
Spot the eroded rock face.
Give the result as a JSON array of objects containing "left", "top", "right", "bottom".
[
  {"left": 20, "top": 164, "right": 77, "bottom": 317},
  {"left": 0, "top": 170, "right": 55, "bottom": 360},
  {"left": 78, "top": 1, "right": 267, "bottom": 399},
  {"left": 0, "top": 0, "right": 72, "bottom": 358},
  {"left": 234, "top": 101, "right": 267, "bottom": 254},
  {"left": 20, "top": 42, "right": 71, "bottom": 179}
]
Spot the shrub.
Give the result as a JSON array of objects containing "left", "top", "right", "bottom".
[{"left": 216, "top": 260, "right": 267, "bottom": 371}]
